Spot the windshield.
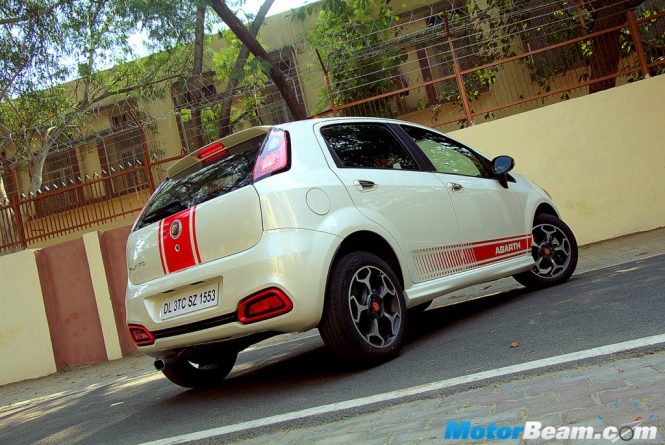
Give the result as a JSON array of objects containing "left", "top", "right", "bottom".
[{"left": 133, "top": 135, "right": 265, "bottom": 231}]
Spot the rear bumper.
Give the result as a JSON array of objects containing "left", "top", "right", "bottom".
[{"left": 126, "top": 228, "right": 340, "bottom": 357}]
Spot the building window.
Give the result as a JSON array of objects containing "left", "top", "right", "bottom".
[
  {"left": 258, "top": 48, "right": 305, "bottom": 125},
  {"left": 36, "top": 147, "right": 82, "bottom": 215},
  {"left": 171, "top": 71, "right": 218, "bottom": 152},
  {"left": 97, "top": 107, "right": 149, "bottom": 196}
]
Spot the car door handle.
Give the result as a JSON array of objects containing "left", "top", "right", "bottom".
[
  {"left": 448, "top": 182, "right": 464, "bottom": 192},
  {"left": 354, "top": 179, "right": 377, "bottom": 191}
]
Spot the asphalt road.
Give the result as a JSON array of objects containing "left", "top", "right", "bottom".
[{"left": 1, "top": 254, "right": 664, "bottom": 445}]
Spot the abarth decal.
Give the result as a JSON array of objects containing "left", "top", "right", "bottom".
[{"left": 413, "top": 234, "right": 532, "bottom": 281}]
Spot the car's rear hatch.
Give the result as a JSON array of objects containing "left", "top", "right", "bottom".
[{"left": 127, "top": 127, "right": 270, "bottom": 285}]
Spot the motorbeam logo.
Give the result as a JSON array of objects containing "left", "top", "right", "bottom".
[{"left": 443, "top": 421, "right": 658, "bottom": 441}]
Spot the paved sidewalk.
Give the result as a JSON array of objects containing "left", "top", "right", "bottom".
[
  {"left": 224, "top": 350, "right": 665, "bottom": 444},
  {"left": 435, "top": 227, "right": 665, "bottom": 307}
]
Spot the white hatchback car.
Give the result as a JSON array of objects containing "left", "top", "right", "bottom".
[{"left": 126, "top": 117, "right": 577, "bottom": 388}]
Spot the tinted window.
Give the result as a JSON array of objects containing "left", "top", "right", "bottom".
[
  {"left": 133, "top": 135, "right": 265, "bottom": 231},
  {"left": 401, "top": 125, "right": 487, "bottom": 178},
  {"left": 321, "top": 123, "right": 418, "bottom": 170}
]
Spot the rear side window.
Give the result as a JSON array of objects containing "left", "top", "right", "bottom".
[
  {"left": 320, "top": 123, "right": 418, "bottom": 171},
  {"left": 133, "top": 135, "right": 265, "bottom": 231}
]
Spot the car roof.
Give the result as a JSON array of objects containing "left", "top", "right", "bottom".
[{"left": 277, "top": 116, "right": 402, "bottom": 129}]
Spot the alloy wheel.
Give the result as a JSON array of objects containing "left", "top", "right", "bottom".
[
  {"left": 531, "top": 223, "right": 572, "bottom": 279},
  {"left": 347, "top": 265, "right": 402, "bottom": 348}
]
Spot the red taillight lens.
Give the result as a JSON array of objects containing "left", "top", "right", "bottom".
[
  {"left": 237, "top": 288, "right": 293, "bottom": 324},
  {"left": 196, "top": 141, "right": 228, "bottom": 165},
  {"left": 128, "top": 324, "right": 155, "bottom": 346},
  {"left": 252, "top": 129, "right": 290, "bottom": 181}
]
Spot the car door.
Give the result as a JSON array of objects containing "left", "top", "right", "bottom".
[
  {"left": 316, "top": 121, "right": 462, "bottom": 284},
  {"left": 398, "top": 124, "right": 530, "bottom": 271}
]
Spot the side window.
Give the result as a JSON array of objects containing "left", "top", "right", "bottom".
[
  {"left": 320, "top": 123, "right": 418, "bottom": 171},
  {"left": 401, "top": 125, "right": 488, "bottom": 178}
]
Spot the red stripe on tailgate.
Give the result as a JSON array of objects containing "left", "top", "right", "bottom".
[
  {"left": 191, "top": 206, "right": 202, "bottom": 264},
  {"left": 161, "top": 208, "right": 197, "bottom": 273},
  {"left": 158, "top": 219, "right": 168, "bottom": 274}
]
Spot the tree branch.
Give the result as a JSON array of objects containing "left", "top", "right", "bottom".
[
  {"left": 0, "top": 0, "right": 69, "bottom": 26},
  {"left": 208, "top": 0, "right": 306, "bottom": 120},
  {"left": 218, "top": 0, "right": 275, "bottom": 137}
]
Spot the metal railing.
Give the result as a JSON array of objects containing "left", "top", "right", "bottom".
[
  {"left": 0, "top": 152, "right": 185, "bottom": 254},
  {"left": 314, "top": 10, "right": 665, "bottom": 131}
]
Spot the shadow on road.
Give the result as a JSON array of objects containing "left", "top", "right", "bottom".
[{"left": 162, "top": 285, "right": 533, "bottom": 404}]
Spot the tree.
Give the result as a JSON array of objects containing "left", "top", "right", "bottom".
[
  {"left": 207, "top": 0, "right": 307, "bottom": 121},
  {"left": 587, "top": 0, "right": 646, "bottom": 93},
  {"left": 0, "top": 0, "right": 75, "bottom": 103},
  {"left": 217, "top": 0, "right": 275, "bottom": 137},
  {"left": 0, "top": 0, "right": 200, "bottom": 193},
  {"left": 188, "top": 0, "right": 208, "bottom": 150},
  {"left": 299, "top": 0, "right": 405, "bottom": 114}
]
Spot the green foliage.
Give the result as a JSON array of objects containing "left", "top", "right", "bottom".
[
  {"left": 0, "top": 86, "right": 82, "bottom": 168},
  {"left": 0, "top": 0, "right": 202, "bottom": 187},
  {"left": 176, "top": 27, "right": 272, "bottom": 145},
  {"left": 632, "top": 7, "right": 665, "bottom": 75},
  {"left": 299, "top": 0, "right": 406, "bottom": 113},
  {"left": 0, "top": 0, "right": 75, "bottom": 101}
]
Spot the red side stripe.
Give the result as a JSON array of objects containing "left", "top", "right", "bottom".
[
  {"left": 467, "top": 233, "right": 531, "bottom": 246},
  {"left": 416, "top": 233, "right": 532, "bottom": 280},
  {"left": 473, "top": 250, "right": 530, "bottom": 268}
]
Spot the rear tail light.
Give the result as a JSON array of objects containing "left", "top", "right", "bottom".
[
  {"left": 252, "top": 129, "right": 290, "bottom": 181},
  {"left": 237, "top": 288, "right": 293, "bottom": 324},
  {"left": 128, "top": 324, "right": 155, "bottom": 346},
  {"left": 196, "top": 141, "right": 228, "bottom": 165}
]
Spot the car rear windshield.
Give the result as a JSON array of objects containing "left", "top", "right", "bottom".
[{"left": 133, "top": 134, "right": 265, "bottom": 231}]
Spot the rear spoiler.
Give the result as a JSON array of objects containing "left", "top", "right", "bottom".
[{"left": 167, "top": 126, "right": 271, "bottom": 179}]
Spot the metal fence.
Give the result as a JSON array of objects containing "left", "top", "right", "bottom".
[
  {"left": 315, "top": 8, "right": 665, "bottom": 131},
  {"left": 0, "top": 158, "right": 174, "bottom": 254},
  {"left": 0, "top": 4, "right": 663, "bottom": 255}
]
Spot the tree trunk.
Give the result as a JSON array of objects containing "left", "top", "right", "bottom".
[
  {"left": 190, "top": 2, "right": 207, "bottom": 150},
  {"left": 208, "top": 0, "right": 307, "bottom": 121},
  {"left": 218, "top": 0, "right": 275, "bottom": 138},
  {"left": 588, "top": 0, "right": 644, "bottom": 94},
  {"left": 30, "top": 126, "right": 63, "bottom": 193},
  {"left": 0, "top": 158, "right": 20, "bottom": 248},
  {"left": 0, "top": 173, "right": 7, "bottom": 203},
  {"left": 30, "top": 142, "right": 51, "bottom": 193}
]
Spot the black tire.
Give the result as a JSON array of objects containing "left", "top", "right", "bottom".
[
  {"left": 161, "top": 352, "right": 237, "bottom": 389},
  {"left": 319, "top": 251, "right": 407, "bottom": 366},
  {"left": 514, "top": 213, "right": 578, "bottom": 289}
]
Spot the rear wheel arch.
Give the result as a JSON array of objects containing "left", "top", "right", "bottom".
[{"left": 328, "top": 231, "right": 405, "bottom": 291}]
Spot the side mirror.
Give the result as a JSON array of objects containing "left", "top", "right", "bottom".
[
  {"left": 492, "top": 155, "right": 515, "bottom": 176},
  {"left": 492, "top": 155, "right": 515, "bottom": 189}
]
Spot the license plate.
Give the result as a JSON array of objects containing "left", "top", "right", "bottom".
[{"left": 160, "top": 283, "right": 220, "bottom": 320}]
